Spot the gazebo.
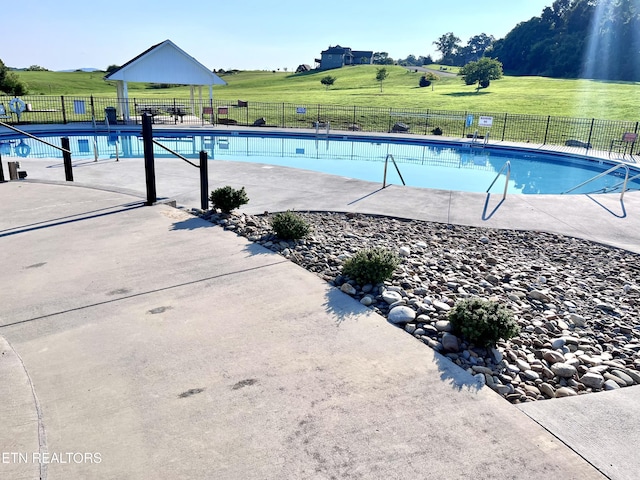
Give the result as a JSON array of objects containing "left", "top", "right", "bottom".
[{"left": 104, "top": 39, "right": 226, "bottom": 123}]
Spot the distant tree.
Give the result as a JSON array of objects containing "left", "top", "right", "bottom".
[
  {"left": 458, "top": 57, "right": 503, "bottom": 91},
  {"left": 375, "top": 67, "right": 389, "bottom": 92},
  {"left": 105, "top": 64, "right": 120, "bottom": 74},
  {"left": 485, "top": 0, "right": 640, "bottom": 80},
  {"left": 418, "top": 55, "right": 434, "bottom": 65},
  {"left": 457, "top": 33, "right": 495, "bottom": 64},
  {"left": 433, "top": 32, "right": 461, "bottom": 64},
  {"left": 400, "top": 54, "right": 418, "bottom": 66},
  {"left": 0, "top": 58, "right": 27, "bottom": 95},
  {"left": 320, "top": 75, "right": 336, "bottom": 90},
  {"left": 27, "top": 65, "right": 49, "bottom": 71},
  {"left": 372, "top": 52, "right": 394, "bottom": 65}
]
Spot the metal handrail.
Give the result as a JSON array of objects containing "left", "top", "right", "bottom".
[
  {"left": 562, "top": 162, "right": 630, "bottom": 200},
  {"left": 598, "top": 170, "right": 640, "bottom": 193},
  {"left": 151, "top": 139, "right": 199, "bottom": 168},
  {"left": 470, "top": 129, "right": 490, "bottom": 148},
  {"left": 486, "top": 160, "right": 511, "bottom": 200},
  {"left": 0, "top": 120, "right": 71, "bottom": 153},
  {"left": 315, "top": 121, "right": 330, "bottom": 135},
  {"left": 382, "top": 154, "right": 406, "bottom": 188}
]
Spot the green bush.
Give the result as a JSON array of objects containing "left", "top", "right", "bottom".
[
  {"left": 270, "top": 211, "right": 311, "bottom": 240},
  {"left": 341, "top": 247, "right": 400, "bottom": 285},
  {"left": 419, "top": 76, "right": 431, "bottom": 87},
  {"left": 209, "top": 186, "right": 249, "bottom": 213},
  {"left": 448, "top": 298, "right": 519, "bottom": 347}
]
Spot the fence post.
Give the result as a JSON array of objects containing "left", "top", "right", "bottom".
[
  {"left": 462, "top": 111, "right": 468, "bottom": 138},
  {"left": 61, "top": 96, "right": 67, "bottom": 124},
  {"left": 199, "top": 150, "right": 209, "bottom": 211},
  {"left": 586, "top": 118, "right": 595, "bottom": 151},
  {"left": 141, "top": 113, "right": 157, "bottom": 205},
  {"left": 543, "top": 116, "right": 551, "bottom": 145},
  {"left": 90, "top": 95, "right": 95, "bottom": 122},
  {"left": 61, "top": 137, "right": 73, "bottom": 181},
  {"left": 282, "top": 103, "right": 285, "bottom": 128},
  {"left": 353, "top": 106, "right": 356, "bottom": 129},
  {"left": 0, "top": 153, "right": 5, "bottom": 183},
  {"left": 501, "top": 113, "right": 508, "bottom": 141}
]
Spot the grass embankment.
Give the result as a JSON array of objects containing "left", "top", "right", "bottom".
[{"left": 13, "top": 66, "right": 640, "bottom": 121}]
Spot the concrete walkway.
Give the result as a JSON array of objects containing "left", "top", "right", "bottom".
[{"left": 1, "top": 134, "right": 639, "bottom": 478}]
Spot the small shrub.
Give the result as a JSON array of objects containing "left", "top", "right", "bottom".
[
  {"left": 341, "top": 247, "right": 400, "bottom": 286},
  {"left": 431, "top": 127, "right": 443, "bottom": 135},
  {"left": 209, "top": 186, "right": 249, "bottom": 213},
  {"left": 270, "top": 211, "right": 311, "bottom": 240},
  {"left": 448, "top": 298, "right": 519, "bottom": 347},
  {"left": 480, "top": 79, "right": 490, "bottom": 89},
  {"left": 419, "top": 76, "right": 431, "bottom": 88}
]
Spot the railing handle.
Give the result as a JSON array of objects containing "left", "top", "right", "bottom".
[
  {"left": 382, "top": 154, "right": 406, "bottom": 188},
  {"left": 486, "top": 160, "right": 511, "bottom": 200}
]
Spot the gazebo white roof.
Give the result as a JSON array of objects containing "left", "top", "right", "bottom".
[
  {"left": 105, "top": 39, "right": 226, "bottom": 85},
  {"left": 104, "top": 39, "right": 226, "bottom": 122}
]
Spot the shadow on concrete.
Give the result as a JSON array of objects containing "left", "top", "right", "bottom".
[
  {"left": 432, "top": 351, "right": 484, "bottom": 393},
  {"left": 482, "top": 192, "right": 505, "bottom": 220},
  {"left": 320, "top": 287, "right": 486, "bottom": 394},
  {"left": 0, "top": 201, "right": 145, "bottom": 238},
  {"left": 347, "top": 186, "right": 385, "bottom": 205},
  {"left": 170, "top": 217, "right": 216, "bottom": 231},
  {"left": 45, "top": 159, "right": 120, "bottom": 169},
  {"left": 322, "top": 287, "right": 371, "bottom": 325},
  {"left": 586, "top": 194, "right": 627, "bottom": 218}
]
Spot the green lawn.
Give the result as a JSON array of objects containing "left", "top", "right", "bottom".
[{"left": 12, "top": 66, "right": 640, "bottom": 121}]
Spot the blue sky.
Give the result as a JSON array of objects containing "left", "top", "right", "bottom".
[{"left": 5, "top": 0, "right": 552, "bottom": 71}]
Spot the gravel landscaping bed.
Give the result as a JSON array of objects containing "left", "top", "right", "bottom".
[{"left": 199, "top": 209, "right": 640, "bottom": 403}]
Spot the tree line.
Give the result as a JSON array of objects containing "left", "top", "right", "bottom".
[
  {"left": 491, "top": 0, "right": 640, "bottom": 81},
  {"left": 375, "top": 0, "right": 640, "bottom": 82}
]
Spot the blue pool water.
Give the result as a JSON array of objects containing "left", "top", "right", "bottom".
[{"left": 2, "top": 131, "right": 639, "bottom": 195}]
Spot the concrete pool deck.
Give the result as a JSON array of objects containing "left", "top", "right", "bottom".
[{"left": 1, "top": 127, "right": 639, "bottom": 479}]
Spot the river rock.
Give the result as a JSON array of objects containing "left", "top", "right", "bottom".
[
  {"left": 543, "top": 350, "right": 565, "bottom": 364},
  {"left": 442, "top": 332, "right": 459, "bottom": 352},
  {"left": 555, "top": 387, "right": 578, "bottom": 398},
  {"left": 551, "top": 363, "right": 577, "bottom": 378},
  {"left": 580, "top": 372, "right": 605, "bottom": 389},
  {"left": 340, "top": 283, "right": 357, "bottom": 295},
  {"left": 382, "top": 291, "right": 403, "bottom": 304},
  {"left": 388, "top": 306, "right": 416, "bottom": 324}
]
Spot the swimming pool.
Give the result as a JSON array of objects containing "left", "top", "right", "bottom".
[{"left": 2, "top": 129, "right": 639, "bottom": 195}]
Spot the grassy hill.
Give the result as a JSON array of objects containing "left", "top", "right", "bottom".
[{"left": 13, "top": 66, "right": 640, "bottom": 121}]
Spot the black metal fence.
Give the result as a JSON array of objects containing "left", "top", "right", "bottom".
[{"left": 1, "top": 95, "right": 638, "bottom": 155}]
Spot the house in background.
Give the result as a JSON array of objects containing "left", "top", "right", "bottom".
[{"left": 318, "top": 45, "right": 373, "bottom": 70}]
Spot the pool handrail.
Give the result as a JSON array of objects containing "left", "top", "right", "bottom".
[
  {"left": 315, "top": 121, "right": 330, "bottom": 136},
  {"left": 151, "top": 139, "right": 199, "bottom": 168},
  {"left": 382, "top": 154, "right": 406, "bottom": 188},
  {"left": 0, "top": 120, "right": 71, "bottom": 153},
  {"left": 562, "top": 162, "right": 630, "bottom": 200},
  {"left": 486, "top": 160, "right": 511, "bottom": 200}
]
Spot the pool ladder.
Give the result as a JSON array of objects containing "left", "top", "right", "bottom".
[
  {"left": 382, "top": 154, "right": 406, "bottom": 188},
  {"left": 486, "top": 160, "right": 511, "bottom": 200},
  {"left": 562, "top": 162, "right": 634, "bottom": 200},
  {"left": 471, "top": 130, "right": 490, "bottom": 147}
]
